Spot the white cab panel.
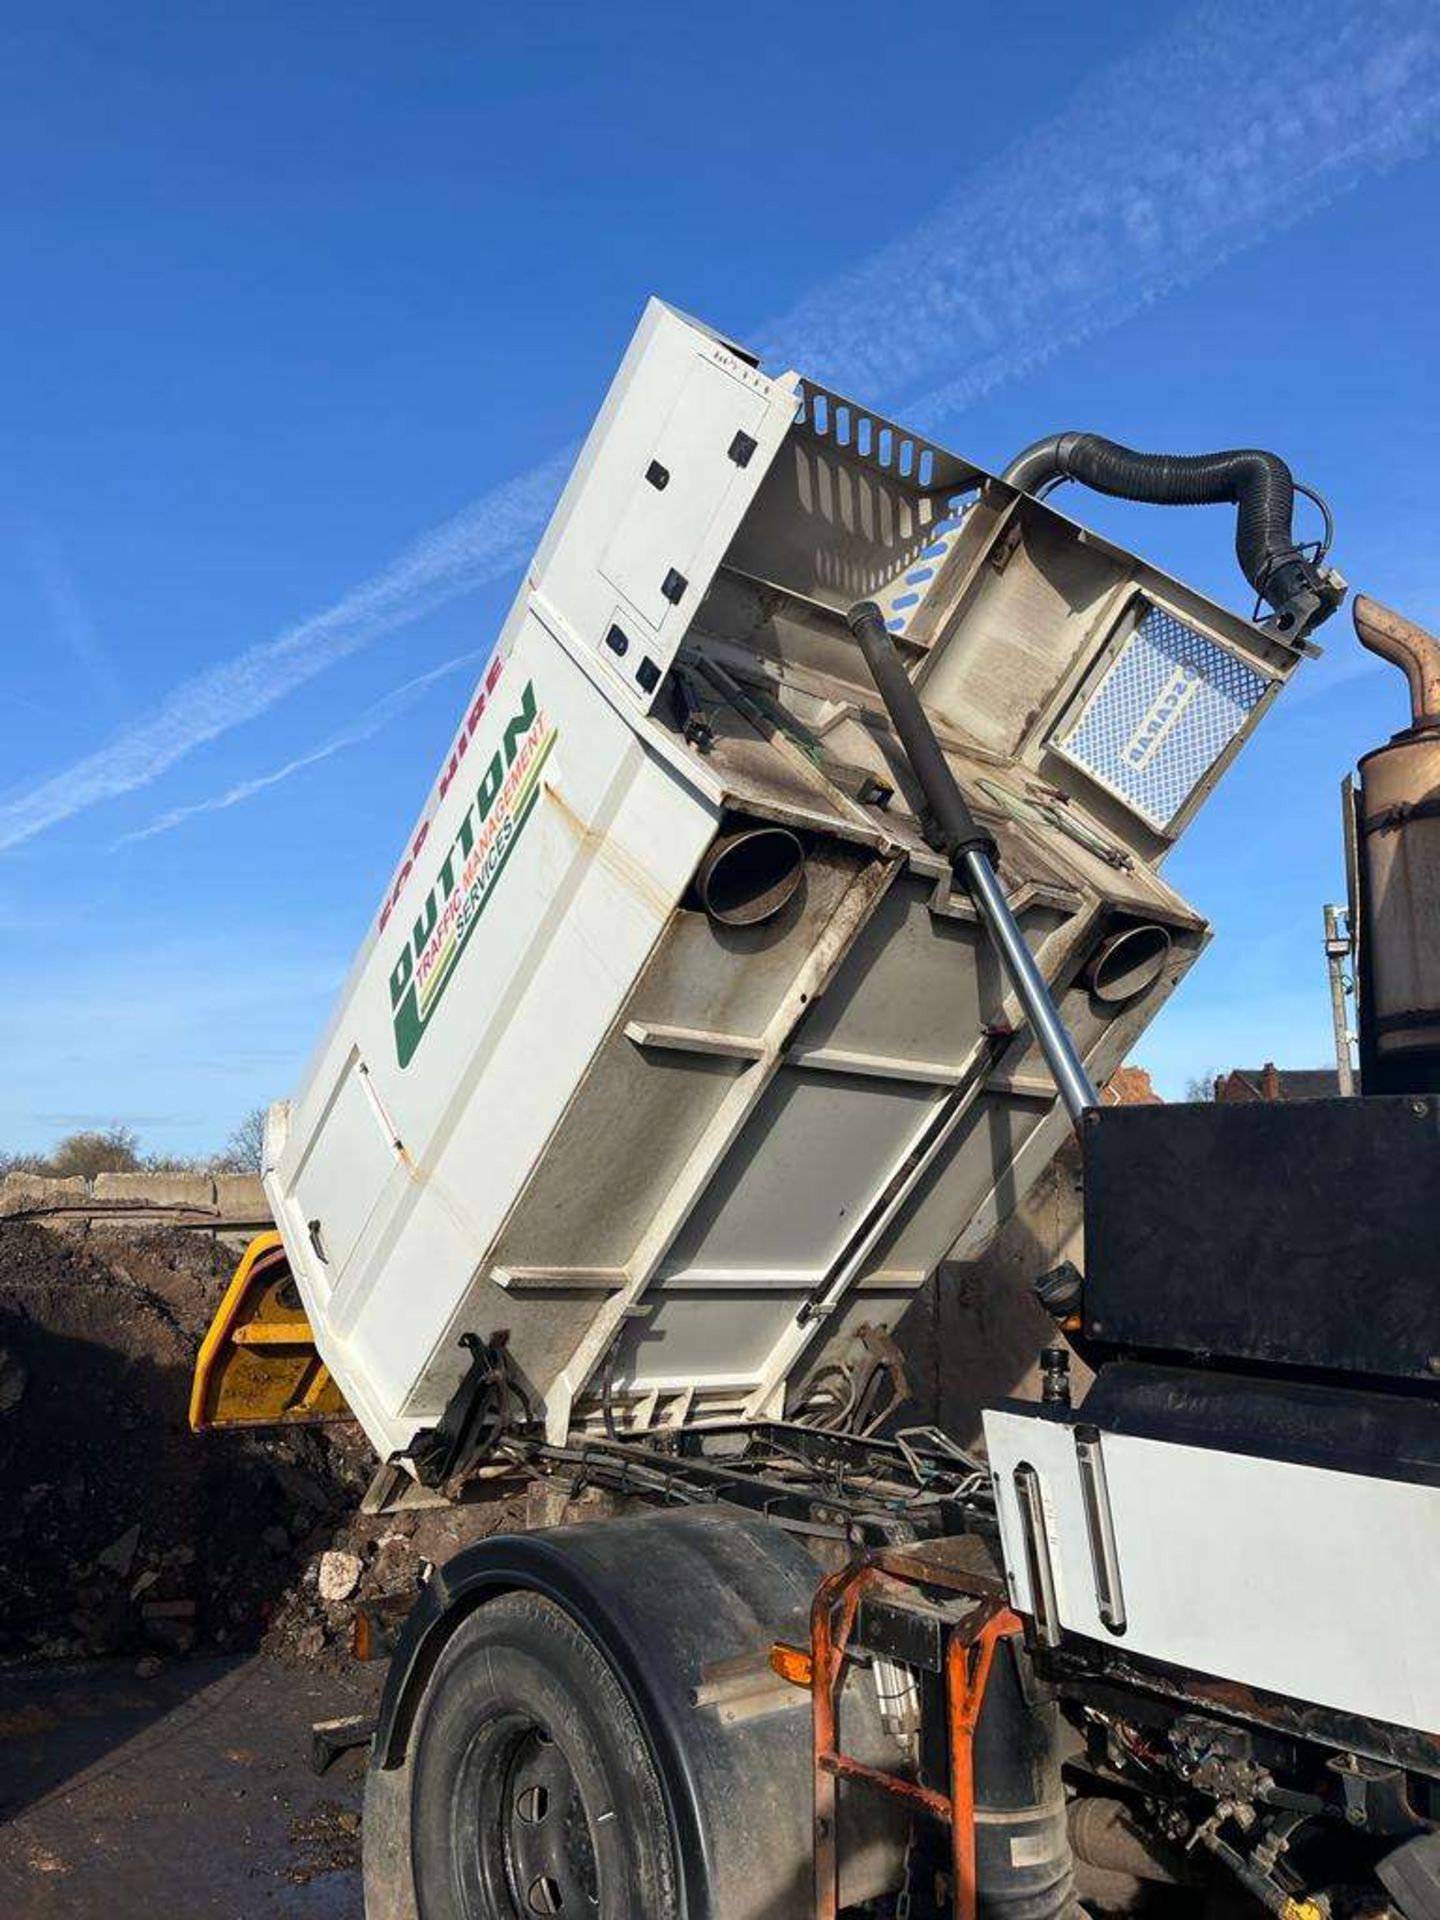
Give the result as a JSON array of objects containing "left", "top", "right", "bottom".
[{"left": 985, "top": 1407, "right": 1440, "bottom": 1734}]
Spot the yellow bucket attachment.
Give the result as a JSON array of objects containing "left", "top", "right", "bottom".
[{"left": 189, "top": 1231, "right": 349, "bottom": 1431}]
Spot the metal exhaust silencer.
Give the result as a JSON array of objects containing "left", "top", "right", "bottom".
[{"left": 1354, "top": 598, "right": 1440, "bottom": 1090}]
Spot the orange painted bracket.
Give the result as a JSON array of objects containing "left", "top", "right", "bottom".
[{"left": 809, "top": 1551, "right": 1022, "bottom": 1920}]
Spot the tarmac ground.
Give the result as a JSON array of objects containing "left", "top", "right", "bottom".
[{"left": 0, "top": 1651, "right": 383, "bottom": 1918}]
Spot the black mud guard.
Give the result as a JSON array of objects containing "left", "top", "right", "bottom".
[{"left": 372, "top": 1504, "right": 905, "bottom": 1920}]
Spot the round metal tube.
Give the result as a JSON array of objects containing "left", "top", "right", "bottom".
[
  {"left": 1068, "top": 1797, "right": 1189, "bottom": 1887},
  {"left": 959, "top": 849, "right": 1098, "bottom": 1126},
  {"left": 845, "top": 600, "right": 1097, "bottom": 1127},
  {"left": 697, "top": 824, "right": 805, "bottom": 926},
  {"left": 1085, "top": 923, "right": 1171, "bottom": 1006},
  {"left": 1353, "top": 595, "right": 1440, "bottom": 730}
]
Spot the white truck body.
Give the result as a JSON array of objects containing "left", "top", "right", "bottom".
[{"left": 263, "top": 299, "right": 1301, "bottom": 1462}]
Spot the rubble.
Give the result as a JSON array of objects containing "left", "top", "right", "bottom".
[
  {"left": 0, "top": 1215, "right": 544, "bottom": 1674},
  {"left": 0, "top": 1220, "right": 372, "bottom": 1663},
  {"left": 96, "top": 1522, "right": 141, "bottom": 1577},
  {"left": 0, "top": 1340, "right": 26, "bottom": 1412},
  {"left": 286, "top": 1797, "right": 363, "bottom": 1884},
  {"left": 260, "top": 1490, "right": 528, "bottom": 1671},
  {"left": 316, "top": 1549, "right": 363, "bottom": 1603}
]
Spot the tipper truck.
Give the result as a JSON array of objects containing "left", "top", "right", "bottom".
[{"left": 192, "top": 300, "right": 1440, "bottom": 1920}]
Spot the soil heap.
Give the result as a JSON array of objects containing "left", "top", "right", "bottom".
[{"left": 0, "top": 1222, "right": 373, "bottom": 1663}]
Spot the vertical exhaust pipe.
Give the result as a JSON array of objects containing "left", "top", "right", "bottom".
[
  {"left": 1354, "top": 595, "right": 1440, "bottom": 728},
  {"left": 1353, "top": 597, "right": 1440, "bottom": 1094},
  {"left": 847, "top": 601, "right": 1097, "bottom": 1126}
]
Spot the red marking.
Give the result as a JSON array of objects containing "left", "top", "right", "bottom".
[{"left": 377, "top": 657, "right": 504, "bottom": 933}]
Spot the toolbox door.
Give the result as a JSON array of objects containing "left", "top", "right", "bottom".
[{"left": 600, "top": 355, "right": 769, "bottom": 631}]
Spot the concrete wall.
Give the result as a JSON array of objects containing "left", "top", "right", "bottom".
[{"left": 0, "top": 1171, "right": 271, "bottom": 1248}]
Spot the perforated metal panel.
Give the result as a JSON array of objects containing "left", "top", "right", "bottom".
[{"left": 1051, "top": 605, "right": 1270, "bottom": 830}]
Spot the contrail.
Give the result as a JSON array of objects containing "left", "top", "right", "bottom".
[
  {"left": 3, "top": 0, "right": 1437, "bottom": 854},
  {"left": 758, "top": 0, "right": 1440, "bottom": 417},
  {"left": 0, "top": 455, "right": 571, "bottom": 853},
  {"left": 24, "top": 521, "right": 124, "bottom": 710},
  {"left": 115, "top": 651, "right": 481, "bottom": 846}
]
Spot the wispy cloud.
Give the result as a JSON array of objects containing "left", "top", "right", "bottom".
[
  {"left": 23, "top": 521, "right": 123, "bottom": 708},
  {"left": 3, "top": 0, "right": 1436, "bottom": 856},
  {"left": 760, "top": 0, "right": 1440, "bottom": 420},
  {"left": 116, "top": 650, "right": 480, "bottom": 846},
  {"left": 0, "top": 454, "right": 571, "bottom": 853},
  {"left": 0, "top": 932, "right": 347, "bottom": 1149}
]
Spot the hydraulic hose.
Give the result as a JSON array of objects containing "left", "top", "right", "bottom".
[{"left": 1001, "top": 433, "right": 1341, "bottom": 640}]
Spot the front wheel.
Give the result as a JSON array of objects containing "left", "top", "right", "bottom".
[{"left": 365, "top": 1591, "right": 679, "bottom": 1920}]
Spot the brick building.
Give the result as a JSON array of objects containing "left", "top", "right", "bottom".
[{"left": 1214, "top": 1063, "right": 1342, "bottom": 1103}]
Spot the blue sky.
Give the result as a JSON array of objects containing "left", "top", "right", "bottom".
[{"left": 2, "top": 0, "right": 1438, "bottom": 1153}]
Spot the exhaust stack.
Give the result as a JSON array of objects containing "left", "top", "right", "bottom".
[
  {"left": 1354, "top": 597, "right": 1440, "bottom": 1094},
  {"left": 1355, "top": 595, "right": 1440, "bottom": 729}
]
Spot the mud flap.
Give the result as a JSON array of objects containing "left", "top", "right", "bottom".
[{"left": 189, "top": 1231, "right": 349, "bottom": 1430}]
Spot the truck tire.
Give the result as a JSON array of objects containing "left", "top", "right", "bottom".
[
  {"left": 362, "top": 1736, "right": 419, "bottom": 1920},
  {"left": 366, "top": 1509, "right": 907, "bottom": 1918},
  {"left": 369, "top": 1589, "right": 679, "bottom": 1920}
]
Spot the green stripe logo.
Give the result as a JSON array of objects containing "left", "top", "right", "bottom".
[{"left": 387, "top": 677, "right": 556, "bottom": 1068}]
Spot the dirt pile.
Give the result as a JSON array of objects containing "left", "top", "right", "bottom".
[
  {"left": 260, "top": 1483, "right": 529, "bottom": 1671},
  {"left": 0, "top": 1222, "right": 374, "bottom": 1663},
  {"left": 0, "top": 1219, "right": 531, "bottom": 1671}
]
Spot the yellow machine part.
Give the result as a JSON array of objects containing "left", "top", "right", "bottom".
[{"left": 189, "top": 1230, "right": 349, "bottom": 1431}]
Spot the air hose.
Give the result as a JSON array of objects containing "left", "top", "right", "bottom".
[
  {"left": 973, "top": 1640, "right": 1086, "bottom": 1919},
  {"left": 1001, "top": 433, "right": 1342, "bottom": 640}
]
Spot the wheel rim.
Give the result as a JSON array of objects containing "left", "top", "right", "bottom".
[{"left": 461, "top": 1714, "right": 602, "bottom": 1917}]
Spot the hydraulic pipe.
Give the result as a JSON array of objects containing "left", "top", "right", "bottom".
[{"left": 847, "top": 601, "right": 1097, "bottom": 1126}]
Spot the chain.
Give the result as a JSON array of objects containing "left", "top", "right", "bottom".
[{"left": 895, "top": 1826, "right": 916, "bottom": 1920}]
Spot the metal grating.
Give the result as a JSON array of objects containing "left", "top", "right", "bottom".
[{"left": 1052, "top": 605, "right": 1270, "bottom": 830}]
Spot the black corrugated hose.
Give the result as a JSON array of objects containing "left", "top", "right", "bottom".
[
  {"left": 1002, "top": 432, "right": 1341, "bottom": 639},
  {"left": 972, "top": 1640, "right": 1088, "bottom": 1919}
]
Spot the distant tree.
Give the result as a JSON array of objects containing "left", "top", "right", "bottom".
[
  {"left": 0, "top": 1149, "right": 47, "bottom": 1177},
  {"left": 46, "top": 1124, "right": 142, "bottom": 1178},
  {"left": 1183, "top": 1070, "right": 1220, "bottom": 1103},
  {"left": 216, "top": 1105, "right": 268, "bottom": 1176}
]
